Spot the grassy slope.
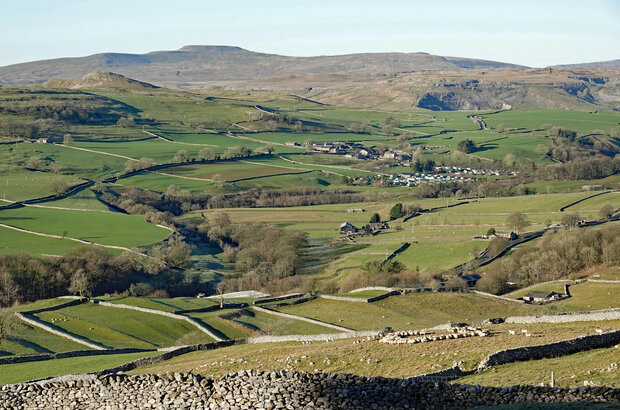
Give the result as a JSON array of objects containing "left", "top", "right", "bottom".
[
  {"left": 455, "top": 346, "right": 619, "bottom": 388},
  {"left": 129, "top": 321, "right": 620, "bottom": 380},
  {"left": 34, "top": 304, "right": 211, "bottom": 349},
  {"left": 0, "top": 351, "right": 159, "bottom": 385},
  {"left": 0, "top": 206, "right": 169, "bottom": 248}
]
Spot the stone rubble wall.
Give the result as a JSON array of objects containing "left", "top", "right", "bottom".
[
  {"left": 477, "top": 329, "right": 620, "bottom": 371},
  {"left": 95, "top": 301, "right": 223, "bottom": 341},
  {"left": 251, "top": 306, "right": 353, "bottom": 333},
  {"left": 248, "top": 331, "right": 380, "bottom": 344},
  {"left": 0, "top": 348, "right": 153, "bottom": 366},
  {"left": 253, "top": 293, "right": 305, "bottom": 305},
  {"left": 1, "top": 370, "right": 617, "bottom": 409},
  {"left": 504, "top": 308, "right": 620, "bottom": 324},
  {"left": 173, "top": 302, "right": 248, "bottom": 315},
  {"left": 258, "top": 295, "right": 317, "bottom": 309}
]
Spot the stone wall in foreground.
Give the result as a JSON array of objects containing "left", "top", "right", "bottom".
[{"left": 1, "top": 370, "right": 618, "bottom": 409}]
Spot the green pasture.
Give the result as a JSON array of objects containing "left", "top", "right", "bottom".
[
  {"left": 0, "top": 225, "right": 85, "bottom": 256},
  {"left": 0, "top": 351, "right": 159, "bottom": 385},
  {"left": 187, "top": 310, "right": 253, "bottom": 340},
  {"left": 0, "top": 206, "right": 169, "bottom": 248},
  {"left": 521, "top": 174, "right": 620, "bottom": 194},
  {"left": 234, "top": 308, "right": 333, "bottom": 335},
  {"left": 0, "top": 143, "right": 127, "bottom": 180},
  {"left": 117, "top": 171, "right": 215, "bottom": 192},
  {"left": 481, "top": 110, "right": 620, "bottom": 134},
  {"left": 10, "top": 298, "right": 73, "bottom": 313},
  {"left": 164, "top": 160, "right": 308, "bottom": 182},
  {"left": 0, "top": 318, "right": 87, "bottom": 357},
  {"left": 43, "top": 188, "right": 114, "bottom": 211},
  {"left": 97, "top": 296, "right": 217, "bottom": 312},
  {"left": 277, "top": 293, "right": 551, "bottom": 331},
  {"left": 0, "top": 166, "right": 84, "bottom": 202},
  {"left": 94, "top": 90, "right": 261, "bottom": 130},
  {"left": 35, "top": 304, "right": 209, "bottom": 349}
]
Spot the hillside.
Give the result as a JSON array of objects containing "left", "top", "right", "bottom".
[
  {"left": 0, "top": 45, "right": 525, "bottom": 88},
  {"left": 43, "top": 71, "right": 159, "bottom": 90}
]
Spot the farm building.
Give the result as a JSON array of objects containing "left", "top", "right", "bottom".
[
  {"left": 493, "top": 231, "right": 519, "bottom": 240},
  {"left": 523, "top": 290, "right": 562, "bottom": 304},
  {"left": 368, "top": 222, "right": 389, "bottom": 233},
  {"left": 460, "top": 274, "right": 481, "bottom": 287},
  {"left": 339, "top": 222, "right": 358, "bottom": 235}
]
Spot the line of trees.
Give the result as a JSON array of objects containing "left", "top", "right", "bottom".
[
  {"left": 476, "top": 224, "right": 620, "bottom": 294},
  {"left": 198, "top": 212, "right": 307, "bottom": 291}
]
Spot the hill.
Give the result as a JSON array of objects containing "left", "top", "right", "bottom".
[
  {"left": 551, "top": 59, "right": 620, "bottom": 70},
  {"left": 43, "top": 71, "right": 159, "bottom": 90},
  {"left": 0, "top": 45, "right": 525, "bottom": 88}
]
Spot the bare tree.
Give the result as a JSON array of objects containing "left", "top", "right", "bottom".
[
  {"left": 506, "top": 212, "right": 530, "bottom": 234},
  {"left": 68, "top": 270, "right": 92, "bottom": 298}
]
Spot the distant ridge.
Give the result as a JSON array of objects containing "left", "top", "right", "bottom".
[
  {"left": 43, "top": 71, "right": 159, "bottom": 90},
  {"left": 551, "top": 59, "right": 620, "bottom": 70},
  {"left": 0, "top": 45, "right": 526, "bottom": 88}
]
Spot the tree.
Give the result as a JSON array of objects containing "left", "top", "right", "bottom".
[
  {"left": 486, "top": 227, "right": 496, "bottom": 236},
  {"left": 456, "top": 139, "right": 476, "bottom": 154},
  {"left": 369, "top": 213, "right": 381, "bottom": 223},
  {"left": 0, "top": 309, "right": 18, "bottom": 345},
  {"left": 502, "top": 153, "right": 516, "bottom": 167},
  {"left": 68, "top": 270, "right": 92, "bottom": 298},
  {"left": 48, "top": 180, "right": 68, "bottom": 195},
  {"left": 389, "top": 203, "right": 404, "bottom": 220},
  {"left": 63, "top": 134, "right": 74, "bottom": 145},
  {"left": 599, "top": 202, "right": 614, "bottom": 219},
  {"left": 198, "top": 147, "right": 216, "bottom": 161},
  {"left": 293, "top": 121, "right": 303, "bottom": 132},
  {"left": 211, "top": 174, "right": 224, "bottom": 189},
  {"left": 561, "top": 212, "right": 581, "bottom": 227},
  {"left": 61, "top": 230, "right": 68, "bottom": 239},
  {"left": 381, "top": 116, "right": 400, "bottom": 135},
  {"left": 506, "top": 212, "right": 530, "bottom": 234},
  {"left": 117, "top": 116, "right": 135, "bottom": 128},
  {"left": 173, "top": 150, "right": 189, "bottom": 163}
]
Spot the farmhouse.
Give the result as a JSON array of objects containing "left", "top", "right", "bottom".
[
  {"left": 285, "top": 141, "right": 300, "bottom": 147},
  {"left": 493, "top": 231, "right": 519, "bottom": 240},
  {"left": 523, "top": 290, "right": 562, "bottom": 304},
  {"left": 368, "top": 221, "right": 389, "bottom": 233},
  {"left": 339, "top": 222, "right": 358, "bottom": 235}
]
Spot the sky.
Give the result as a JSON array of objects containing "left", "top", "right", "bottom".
[{"left": 1, "top": 0, "right": 618, "bottom": 68}]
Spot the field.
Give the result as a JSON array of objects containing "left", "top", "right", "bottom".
[
  {"left": 0, "top": 206, "right": 170, "bottom": 249},
  {"left": 164, "top": 161, "right": 310, "bottom": 182},
  {"left": 33, "top": 304, "right": 211, "bottom": 349},
  {"left": 128, "top": 320, "right": 620, "bottom": 381},
  {"left": 455, "top": 346, "right": 619, "bottom": 388},
  {"left": 0, "top": 352, "right": 159, "bottom": 385},
  {"left": 508, "top": 281, "right": 620, "bottom": 311}
]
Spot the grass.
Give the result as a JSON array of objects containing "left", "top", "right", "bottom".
[
  {"left": 0, "top": 166, "right": 84, "bottom": 202},
  {"left": 0, "top": 351, "right": 159, "bottom": 385},
  {"left": 10, "top": 298, "right": 71, "bottom": 313},
  {"left": 0, "top": 318, "right": 87, "bottom": 357},
  {"left": 42, "top": 189, "right": 113, "bottom": 211},
  {"left": 34, "top": 304, "right": 212, "bottom": 349},
  {"left": 97, "top": 296, "right": 217, "bottom": 312},
  {"left": 455, "top": 346, "right": 620, "bottom": 388},
  {"left": 0, "top": 225, "right": 86, "bottom": 256},
  {"left": 276, "top": 293, "right": 556, "bottom": 331},
  {"left": 0, "top": 206, "right": 170, "bottom": 248},
  {"left": 164, "top": 161, "right": 309, "bottom": 182},
  {"left": 128, "top": 320, "right": 620, "bottom": 380},
  {"left": 509, "top": 282, "right": 620, "bottom": 311},
  {"left": 187, "top": 310, "right": 253, "bottom": 340},
  {"left": 233, "top": 308, "right": 334, "bottom": 335}
]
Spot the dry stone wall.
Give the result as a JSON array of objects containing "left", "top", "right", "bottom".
[
  {"left": 1, "top": 370, "right": 618, "bottom": 409},
  {"left": 477, "top": 329, "right": 620, "bottom": 370}
]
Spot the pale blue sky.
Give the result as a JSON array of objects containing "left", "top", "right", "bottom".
[{"left": 1, "top": 0, "right": 618, "bottom": 67}]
